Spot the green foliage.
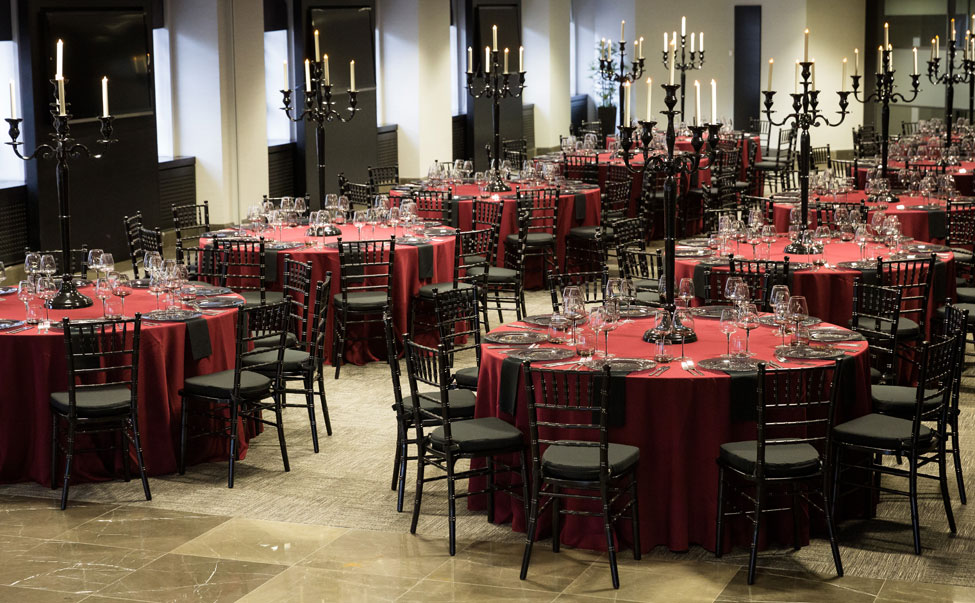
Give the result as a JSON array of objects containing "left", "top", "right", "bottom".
[{"left": 590, "top": 39, "right": 616, "bottom": 108}]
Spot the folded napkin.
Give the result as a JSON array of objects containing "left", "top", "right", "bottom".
[
  {"left": 400, "top": 241, "right": 433, "bottom": 279},
  {"left": 574, "top": 193, "right": 588, "bottom": 221},
  {"left": 265, "top": 249, "right": 279, "bottom": 283},
  {"left": 922, "top": 208, "right": 947, "bottom": 240},
  {"left": 185, "top": 317, "right": 212, "bottom": 361}
]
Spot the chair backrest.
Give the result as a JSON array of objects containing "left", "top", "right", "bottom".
[
  {"left": 282, "top": 256, "right": 313, "bottom": 342},
  {"left": 548, "top": 267, "right": 609, "bottom": 313},
  {"left": 504, "top": 143, "right": 527, "bottom": 168},
  {"left": 453, "top": 227, "right": 493, "bottom": 285},
  {"left": 851, "top": 279, "right": 902, "bottom": 382},
  {"left": 368, "top": 165, "right": 399, "bottom": 195},
  {"left": 939, "top": 302, "right": 968, "bottom": 422},
  {"left": 902, "top": 121, "right": 920, "bottom": 135},
  {"left": 829, "top": 158, "right": 858, "bottom": 180},
  {"left": 431, "top": 285, "right": 481, "bottom": 363},
  {"left": 403, "top": 338, "right": 454, "bottom": 440},
  {"left": 234, "top": 301, "right": 290, "bottom": 394},
  {"left": 876, "top": 254, "right": 935, "bottom": 329},
  {"left": 123, "top": 212, "right": 144, "bottom": 273},
  {"left": 814, "top": 201, "right": 867, "bottom": 230},
  {"left": 140, "top": 226, "right": 164, "bottom": 259},
  {"left": 215, "top": 238, "right": 268, "bottom": 300},
  {"left": 729, "top": 258, "right": 791, "bottom": 310},
  {"left": 472, "top": 199, "right": 504, "bottom": 264},
  {"left": 613, "top": 217, "right": 644, "bottom": 256},
  {"left": 947, "top": 198, "right": 975, "bottom": 253},
  {"left": 309, "top": 275, "right": 332, "bottom": 367},
  {"left": 910, "top": 336, "right": 960, "bottom": 430},
  {"left": 172, "top": 201, "right": 211, "bottom": 245},
  {"left": 503, "top": 138, "right": 528, "bottom": 155},
  {"left": 619, "top": 247, "right": 662, "bottom": 283},
  {"left": 413, "top": 188, "right": 453, "bottom": 224},
  {"left": 523, "top": 362, "right": 613, "bottom": 480},
  {"left": 516, "top": 187, "right": 559, "bottom": 237},
  {"left": 177, "top": 243, "right": 220, "bottom": 285},
  {"left": 605, "top": 164, "right": 632, "bottom": 185},
  {"left": 752, "top": 362, "right": 841, "bottom": 479},
  {"left": 25, "top": 247, "right": 89, "bottom": 278},
  {"left": 561, "top": 152, "right": 599, "bottom": 184},
  {"left": 810, "top": 145, "right": 831, "bottom": 170},
  {"left": 336, "top": 237, "right": 396, "bottom": 305},
  {"left": 339, "top": 173, "right": 373, "bottom": 210},
  {"left": 602, "top": 180, "right": 631, "bottom": 225},
  {"left": 383, "top": 311, "right": 411, "bottom": 419},
  {"left": 60, "top": 316, "right": 141, "bottom": 419},
  {"left": 701, "top": 258, "right": 735, "bottom": 306}
]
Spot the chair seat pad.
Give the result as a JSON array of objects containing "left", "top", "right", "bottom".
[
  {"left": 453, "top": 366, "right": 479, "bottom": 389},
  {"left": 418, "top": 281, "right": 476, "bottom": 299},
  {"left": 182, "top": 369, "right": 272, "bottom": 400},
  {"left": 895, "top": 317, "right": 920, "bottom": 339},
  {"left": 632, "top": 277, "right": 656, "bottom": 292},
  {"left": 429, "top": 417, "right": 524, "bottom": 453},
  {"left": 871, "top": 385, "right": 941, "bottom": 417},
  {"left": 467, "top": 266, "right": 518, "bottom": 284},
  {"left": 242, "top": 348, "right": 313, "bottom": 373},
  {"left": 957, "top": 287, "right": 975, "bottom": 303},
  {"left": 404, "top": 389, "right": 477, "bottom": 419},
  {"left": 241, "top": 290, "right": 285, "bottom": 307},
  {"left": 542, "top": 442, "right": 640, "bottom": 481},
  {"left": 753, "top": 160, "right": 783, "bottom": 170},
  {"left": 50, "top": 385, "right": 132, "bottom": 418},
  {"left": 937, "top": 304, "right": 975, "bottom": 324},
  {"left": 635, "top": 290, "right": 661, "bottom": 305},
  {"left": 954, "top": 250, "right": 973, "bottom": 264},
  {"left": 253, "top": 332, "right": 299, "bottom": 348},
  {"left": 719, "top": 440, "right": 821, "bottom": 478},
  {"left": 870, "top": 366, "right": 883, "bottom": 383},
  {"left": 833, "top": 413, "right": 932, "bottom": 450},
  {"left": 568, "top": 226, "right": 613, "bottom": 240},
  {"left": 333, "top": 291, "right": 389, "bottom": 311},
  {"left": 505, "top": 233, "right": 556, "bottom": 247}
]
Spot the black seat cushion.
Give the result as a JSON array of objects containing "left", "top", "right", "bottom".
[
  {"left": 505, "top": 233, "right": 556, "bottom": 247},
  {"left": 240, "top": 290, "right": 285, "bottom": 306},
  {"left": 403, "top": 389, "right": 477, "bottom": 419},
  {"left": 895, "top": 317, "right": 920, "bottom": 339},
  {"left": 753, "top": 160, "right": 783, "bottom": 170},
  {"left": 181, "top": 369, "right": 272, "bottom": 400},
  {"left": 871, "top": 385, "right": 941, "bottom": 417},
  {"left": 567, "top": 225, "right": 613, "bottom": 240},
  {"left": 542, "top": 442, "right": 639, "bottom": 481},
  {"left": 333, "top": 291, "right": 389, "bottom": 311},
  {"left": 719, "top": 440, "right": 821, "bottom": 478},
  {"left": 453, "top": 366, "right": 479, "bottom": 389},
  {"left": 632, "top": 277, "right": 655, "bottom": 291},
  {"left": 417, "top": 281, "right": 476, "bottom": 299},
  {"left": 870, "top": 366, "right": 883, "bottom": 383},
  {"left": 635, "top": 290, "right": 661, "bottom": 305},
  {"left": 936, "top": 304, "right": 975, "bottom": 324},
  {"left": 467, "top": 266, "right": 519, "bottom": 284},
  {"left": 50, "top": 385, "right": 132, "bottom": 418},
  {"left": 954, "top": 250, "right": 973, "bottom": 265},
  {"left": 429, "top": 417, "right": 524, "bottom": 453},
  {"left": 957, "top": 287, "right": 975, "bottom": 303},
  {"left": 253, "top": 332, "right": 299, "bottom": 348},
  {"left": 833, "top": 413, "right": 933, "bottom": 450},
  {"left": 242, "top": 347, "right": 313, "bottom": 373}
]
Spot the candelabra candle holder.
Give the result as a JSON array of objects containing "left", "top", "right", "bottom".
[
  {"left": 851, "top": 47, "right": 921, "bottom": 182},
  {"left": 5, "top": 79, "right": 117, "bottom": 309},
  {"left": 466, "top": 49, "right": 526, "bottom": 192},
  {"left": 616, "top": 84, "right": 719, "bottom": 343},
  {"left": 927, "top": 37, "right": 972, "bottom": 156},
  {"left": 598, "top": 39, "right": 644, "bottom": 130},
  {"left": 281, "top": 57, "right": 358, "bottom": 211},
  {"left": 764, "top": 61, "right": 851, "bottom": 254},
  {"left": 661, "top": 33, "right": 704, "bottom": 117}
]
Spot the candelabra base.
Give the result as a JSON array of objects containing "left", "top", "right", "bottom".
[
  {"left": 784, "top": 241, "right": 815, "bottom": 255},
  {"left": 319, "top": 225, "right": 342, "bottom": 237},
  {"left": 486, "top": 178, "right": 511, "bottom": 193},
  {"left": 642, "top": 328, "right": 698, "bottom": 344},
  {"left": 49, "top": 274, "right": 93, "bottom": 310}
]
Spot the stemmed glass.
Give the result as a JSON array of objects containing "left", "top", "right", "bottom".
[
  {"left": 94, "top": 278, "right": 112, "bottom": 317},
  {"left": 39, "top": 254, "right": 57, "bottom": 278},
  {"left": 678, "top": 278, "right": 695, "bottom": 308},
  {"left": 144, "top": 252, "right": 162, "bottom": 280},
  {"left": 87, "top": 249, "right": 103, "bottom": 279},
  {"left": 110, "top": 272, "right": 132, "bottom": 317},
  {"left": 673, "top": 306, "right": 695, "bottom": 361},
  {"left": 562, "top": 286, "right": 586, "bottom": 345},
  {"left": 735, "top": 303, "right": 760, "bottom": 357},
  {"left": 24, "top": 252, "right": 40, "bottom": 277},
  {"left": 855, "top": 225, "right": 870, "bottom": 262},
  {"left": 100, "top": 253, "right": 115, "bottom": 278},
  {"left": 353, "top": 211, "right": 366, "bottom": 240},
  {"left": 388, "top": 206, "right": 401, "bottom": 238},
  {"left": 148, "top": 271, "right": 166, "bottom": 310},
  {"left": 769, "top": 284, "right": 791, "bottom": 335},
  {"left": 788, "top": 296, "right": 809, "bottom": 345},
  {"left": 720, "top": 308, "right": 738, "bottom": 357},
  {"left": 36, "top": 277, "right": 57, "bottom": 324},
  {"left": 761, "top": 225, "right": 777, "bottom": 258},
  {"left": 618, "top": 278, "right": 636, "bottom": 323},
  {"left": 724, "top": 276, "right": 745, "bottom": 307},
  {"left": 174, "top": 265, "right": 194, "bottom": 310},
  {"left": 813, "top": 226, "right": 831, "bottom": 269},
  {"left": 651, "top": 309, "right": 674, "bottom": 363},
  {"left": 17, "top": 279, "right": 36, "bottom": 323}
]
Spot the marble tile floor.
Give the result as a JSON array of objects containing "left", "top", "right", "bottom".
[{"left": 0, "top": 493, "right": 974, "bottom": 602}]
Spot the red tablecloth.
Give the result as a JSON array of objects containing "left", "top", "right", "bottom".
[
  {"left": 471, "top": 317, "right": 871, "bottom": 553},
  {"left": 674, "top": 238, "right": 956, "bottom": 330},
  {"left": 0, "top": 289, "right": 239, "bottom": 486},
  {"left": 208, "top": 224, "right": 456, "bottom": 365},
  {"left": 771, "top": 191, "right": 946, "bottom": 243},
  {"left": 857, "top": 161, "right": 975, "bottom": 195},
  {"left": 604, "top": 134, "right": 761, "bottom": 182}
]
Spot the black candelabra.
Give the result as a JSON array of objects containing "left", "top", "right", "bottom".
[
  {"left": 764, "top": 61, "right": 851, "bottom": 254},
  {"left": 616, "top": 84, "right": 719, "bottom": 342},
  {"left": 6, "top": 79, "right": 116, "bottom": 309},
  {"left": 598, "top": 39, "right": 644, "bottom": 129},
  {"left": 927, "top": 35, "right": 972, "bottom": 156},
  {"left": 851, "top": 47, "right": 921, "bottom": 181},
  {"left": 281, "top": 56, "right": 357, "bottom": 210},
  {"left": 661, "top": 30, "right": 704, "bottom": 117},
  {"left": 466, "top": 48, "right": 526, "bottom": 192}
]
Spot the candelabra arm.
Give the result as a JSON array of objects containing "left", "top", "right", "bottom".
[
  {"left": 821, "top": 91, "right": 851, "bottom": 128},
  {"left": 762, "top": 91, "right": 792, "bottom": 128}
]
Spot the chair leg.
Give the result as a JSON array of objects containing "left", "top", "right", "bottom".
[
  {"left": 715, "top": 466, "right": 725, "bottom": 557},
  {"left": 551, "top": 484, "right": 561, "bottom": 553},
  {"left": 951, "top": 418, "right": 967, "bottom": 504},
  {"left": 630, "top": 475, "right": 641, "bottom": 560},
  {"left": 909, "top": 457, "right": 922, "bottom": 555},
  {"left": 333, "top": 311, "right": 346, "bottom": 379},
  {"left": 273, "top": 393, "right": 290, "bottom": 472},
  {"left": 228, "top": 399, "right": 239, "bottom": 489},
  {"left": 791, "top": 484, "right": 801, "bottom": 551},
  {"left": 130, "top": 417, "right": 152, "bottom": 502},
  {"left": 317, "top": 371, "right": 332, "bottom": 436},
  {"left": 119, "top": 429, "right": 131, "bottom": 483},
  {"left": 822, "top": 476, "right": 844, "bottom": 577},
  {"left": 396, "top": 438, "right": 409, "bottom": 513},
  {"left": 520, "top": 474, "right": 540, "bottom": 581},
  {"left": 486, "top": 456, "right": 495, "bottom": 524},
  {"left": 446, "top": 455, "right": 457, "bottom": 556},
  {"left": 50, "top": 414, "right": 59, "bottom": 490},
  {"left": 601, "top": 483, "right": 620, "bottom": 589},
  {"left": 391, "top": 424, "right": 404, "bottom": 491},
  {"left": 178, "top": 396, "right": 189, "bottom": 475},
  {"left": 304, "top": 374, "right": 319, "bottom": 453},
  {"left": 831, "top": 446, "right": 842, "bottom": 521},
  {"left": 747, "top": 483, "right": 764, "bottom": 585},
  {"left": 59, "top": 424, "right": 76, "bottom": 511},
  {"left": 410, "top": 445, "right": 426, "bottom": 535},
  {"left": 939, "top": 437, "right": 957, "bottom": 534}
]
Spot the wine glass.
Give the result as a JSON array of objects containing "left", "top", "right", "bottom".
[
  {"left": 651, "top": 309, "right": 674, "bottom": 363},
  {"left": 94, "top": 277, "right": 112, "bottom": 317},
  {"left": 39, "top": 254, "right": 57, "bottom": 278},
  {"left": 724, "top": 276, "right": 745, "bottom": 306},
  {"left": 720, "top": 307, "right": 738, "bottom": 357},
  {"left": 855, "top": 225, "right": 870, "bottom": 261},
  {"left": 388, "top": 206, "right": 401, "bottom": 238},
  {"left": 148, "top": 271, "right": 166, "bottom": 310},
  {"left": 813, "top": 226, "right": 831, "bottom": 269},
  {"left": 678, "top": 278, "right": 695, "bottom": 307},
  {"left": 144, "top": 251, "right": 162, "bottom": 279},
  {"left": 788, "top": 295, "right": 809, "bottom": 344},
  {"left": 619, "top": 278, "right": 636, "bottom": 323},
  {"left": 735, "top": 303, "right": 760, "bottom": 357},
  {"left": 17, "top": 279, "right": 34, "bottom": 322},
  {"left": 353, "top": 210, "right": 366, "bottom": 240},
  {"left": 24, "top": 252, "right": 40, "bottom": 277},
  {"left": 100, "top": 253, "right": 115, "bottom": 277},
  {"left": 563, "top": 286, "right": 586, "bottom": 345},
  {"left": 673, "top": 306, "right": 695, "bottom": 361},
  {"left": 110, "top": 272, "right": 132, "bottom": 317},
  {"left": 87, "top": 249, "right": 104, "bottom": 279},
  {"left": 36, "top": 277, "right": 57, "bottom": 323}
]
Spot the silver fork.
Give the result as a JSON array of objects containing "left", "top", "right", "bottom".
[{"left": 682, "top": 359, "right": 704, "bottom": 376}]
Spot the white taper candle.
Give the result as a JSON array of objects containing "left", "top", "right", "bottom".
[{"left": 101, "top": 76, "right": 108, "bottom": 117}]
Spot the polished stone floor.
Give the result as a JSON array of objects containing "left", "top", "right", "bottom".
[{"left": 1, "top": 492, "right": 975, "bottom": 602}]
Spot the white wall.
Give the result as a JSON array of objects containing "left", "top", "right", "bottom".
[
  {"left": 0, "top": 39, "right": 24, "bottom": 182},
  {"left": 523, "top": 0, "right": 571, "bottom": 149}
]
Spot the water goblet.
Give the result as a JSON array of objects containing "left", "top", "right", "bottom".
[
  {"left": 94, "top": 278, "right": 112, "bottom": 317},
  {"left": 788, "top": 295, "right": 809, "bottom": 344},
  {"left": 110, "top": 272, "right": 132, "bottom": 316},
  {"left": 36, "top": 277, "right": 57, "bottom": 324},
  {"left": 735, "top": 303, "right": 760, "bottom": 357},
  {"left": 719, "top": 307, "right": 738, "bottom": 357}
]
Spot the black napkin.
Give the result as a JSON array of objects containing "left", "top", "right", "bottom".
[
  {"left": 923, "top": 208, "right": 947, "bottom": 240},
  {"left": 400, "top": 241, "right": 433, "bottom": 279},
  {"left": 574, "top": 193, "right": 587, "bottom": 221},
  {"left": 447, "top": 199, "right": 460, "bottom": 228},
  {"left": 265, "top": 249, "right": 279, "bottom": 283},
  {"left": 592, "top": 369, "right": 629, "bottom": 428},
  {"left": 499, "top": 357, "right": 522, "bottom": 416},
  {"left": 185, "top": 317, "right": 212, "bottom": 361},
  {"left": 692, "top": 262, "right": 708, "bottom": 298}
]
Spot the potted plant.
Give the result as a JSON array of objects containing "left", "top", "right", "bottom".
[{"left": 591, "top": 38, "right": 617, "bottom": 144}]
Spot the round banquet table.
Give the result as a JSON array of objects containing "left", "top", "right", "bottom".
[
  {"left": 470, "top": 315, "right": 871, "bottom": 553},
  {"left": 856, "top": 161, "right": 975, "bottom": 196},
  {"left": 206, "top": 223, "right": 456, "bottom": 365},
  {"left": 0, "top": 287, "right": 241, "bottom": 487},
  {"left": 771, "top": 191, "right": 948, "bottom": 243},
  {"left": 674, "top": 238, "right": 956, "bottom": 333},
  {"left": 389, "top": 181, "right": 602, "bottom": 288},
  {"left": 603, "top": 133, "right": 762, "bottom": 182}
]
